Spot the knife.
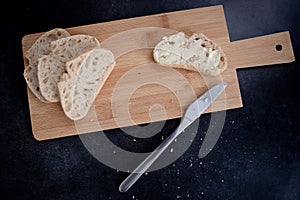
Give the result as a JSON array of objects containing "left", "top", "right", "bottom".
[{"left": 119, "top": 82, "right": 228, "bottom": 192}]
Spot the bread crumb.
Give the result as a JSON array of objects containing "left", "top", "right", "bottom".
[{"left": 170, "top": 148, "right": 174, "bottom": 153}]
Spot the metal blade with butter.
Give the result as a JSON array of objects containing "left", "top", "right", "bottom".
[{"left": 119, "top": 82, "right": 228, "bottom": 192}]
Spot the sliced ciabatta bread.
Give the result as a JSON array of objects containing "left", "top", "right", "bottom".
[
  {"left": 37, "top": 35, "right": 100, "bottom": 102},
  {"left": 153, "top": 32, "right": 227, "bottom": 76},
  {"left": 58, "top": 47, "right": 115, "bottom": 120},
  {"left": 23, "top": 28, "right": 70, "bottom": 102}
]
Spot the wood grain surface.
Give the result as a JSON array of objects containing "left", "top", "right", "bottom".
[{"left": 21, "top": 5, "right": 295, "bottom": 140}]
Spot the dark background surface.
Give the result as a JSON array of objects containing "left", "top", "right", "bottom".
[{"left": 1, "top": 0, "right": 300, "bottom": 199}]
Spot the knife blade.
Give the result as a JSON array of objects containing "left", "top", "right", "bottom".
[{"left": 119, "top": 82, "right": 228, "bottom": 192}]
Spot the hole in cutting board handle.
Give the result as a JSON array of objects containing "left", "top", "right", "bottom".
[{"left": 276, "top": 44, "right": 283, "bottom": 51}]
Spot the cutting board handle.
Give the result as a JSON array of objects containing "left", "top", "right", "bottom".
[{"left": 226, "top": 31, "right": 295, "bottom": 69}]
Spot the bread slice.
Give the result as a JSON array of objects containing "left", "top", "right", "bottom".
[
  {"left": 153, "top": 32, "right": 227, "bottom": 76},
  {"left": 57, "top": 47, "right": 115, "bottom": 120},
  {"left": 37, "top": 35, "right": 100, "bottom": 102},
  {"left": 23, "top": 28, "right": 70, "bottom": 102}
]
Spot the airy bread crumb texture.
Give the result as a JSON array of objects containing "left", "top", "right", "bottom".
[
  {"left": 23, "top": 28, "right": 70, "bottom": 102},
  {"left": 37, "top": 35, "right": 100, "bottom": 102},
  {"left": 58, "top": 47, "right": 115, "bottom": 120}
]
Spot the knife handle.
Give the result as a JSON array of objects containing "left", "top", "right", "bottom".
[
  {"left": 119, "top": 128, "right": 178, "bottom": 192},
  {"left": 225, "top": 31, "right": 295, "bottom": 69}
]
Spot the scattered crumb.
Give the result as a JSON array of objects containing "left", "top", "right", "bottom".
[
  {"left": 145, "top": 172, "right": 148, "bottom": 175},
  {"left": 221, "top": 179, "right": 225, "bottom": 183},
  {"left": 189, "top": 163, "right": 193, "bottom": 168},
  {"left": 173, "top": 164, "right": 176, "bottom": 167},
  {"left": 170, "top": 148, "right": 174, "bottom": 153},
  {"left": 274, "top": 156, "right": 277, "bottom": 159},
  {"left": 177, "top": 186, "right": 181, "bottom": 189},
  {"left": 113, "top": 150, "right": 116, "bottom": 154},
  {"left": 230, "top": 120, "right": 235, "bottom": 124},
  {"left": 161, "top": 136, "right": 164, "bottom": 140},
  {"left": 133, "top": 138, "right": 136, "bottom": 142},
  {"left": 132, "top": 195, "right": 135, "bottom": 199},
  {"left": 199, "top": 161, "right": 203, "bottom": 165},
  {"left": 201, "top": 191, "right": 204, "bottom": 195},
  {"left": 177, "top": 195, "right": 181, "bottom": 199},
  {"left": 177, "top": 169, "right": 180, "bottom": 174},
  {"left": 164, "top": 183, "right": 168, "bottom": 186},
  {"left": 174, "top": 138, "right": 177, "bottom": 142}
]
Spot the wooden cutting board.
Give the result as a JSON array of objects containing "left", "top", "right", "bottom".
[{"left": 22, "top": 5, "right": 295, "bottom": 141}]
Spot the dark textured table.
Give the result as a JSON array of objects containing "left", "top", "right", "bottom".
[{"left": 1, "top": 0, "right": 300, "bottom": 199}]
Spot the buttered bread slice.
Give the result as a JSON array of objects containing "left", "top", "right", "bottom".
[{"left": 153, "top": 32, "right": 227, "bottom": 76}]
